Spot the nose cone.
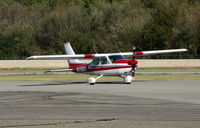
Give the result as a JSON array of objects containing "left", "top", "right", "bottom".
[{"left": 128, "top": 60, "right": 138, "bottom": 66}]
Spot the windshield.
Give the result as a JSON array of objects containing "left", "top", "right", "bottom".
[{"left": 109, "top": 55, "right": 125, "bottom": 63}]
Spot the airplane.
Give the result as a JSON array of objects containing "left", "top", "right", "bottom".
[{"left": 27, "top": 43, "right": 187, "bottom": 85}]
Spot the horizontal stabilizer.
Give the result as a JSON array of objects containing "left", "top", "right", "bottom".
[{"left": 45, "top": 69, "right": 73, "bottom": 73}]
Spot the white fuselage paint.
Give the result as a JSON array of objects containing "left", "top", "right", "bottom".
[
  {"left": 80, "top": 63, "right": 132, "bottom": 76},
  {"left": 84, "top": 68, "right": 132, "bottom": 76}
]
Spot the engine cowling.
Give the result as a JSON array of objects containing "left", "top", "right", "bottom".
[
  {"left": 128, "top": 60, "right": 138, "bottom": 66},
  {"left": 114, "top": 59, "right": 138, "bottom": 66}
]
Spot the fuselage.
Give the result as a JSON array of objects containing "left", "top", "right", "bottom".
[{"left": 69, "top": 56, "right": 137, "bottom": 76}]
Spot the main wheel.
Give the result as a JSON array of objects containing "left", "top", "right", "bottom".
[{"left": 87, "top": 77, "right": 96, "bottom": 85}]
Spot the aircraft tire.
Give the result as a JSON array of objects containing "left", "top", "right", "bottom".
[{"left": 124, "top": 76, "right": 132, "bottom": 84}]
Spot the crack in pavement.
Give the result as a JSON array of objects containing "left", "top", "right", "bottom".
[{"left": 0, "top": 118, "right": 117, "bottom": 128}]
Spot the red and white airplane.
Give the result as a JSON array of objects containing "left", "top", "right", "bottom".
[{"left": 27, "top": 43, "right": 187, "bottom": 84}]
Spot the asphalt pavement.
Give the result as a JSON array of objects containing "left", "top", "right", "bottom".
[{"left": 0, "top": 80, "right": 200, "bottom": 128}]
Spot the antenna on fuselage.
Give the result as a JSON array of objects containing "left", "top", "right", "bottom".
[
  {"left": 93, "top": 46, "right": 98, "bottom": 54},
  {"left": 132, "top": 46, "right": 136, "bottom": 59},
  {"left": 116, "top": 46, "right": 121, "bottom": 53}
]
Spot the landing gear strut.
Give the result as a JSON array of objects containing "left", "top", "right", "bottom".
[{"left": 87, "top": 75, "right": 103, "bottom": 85}]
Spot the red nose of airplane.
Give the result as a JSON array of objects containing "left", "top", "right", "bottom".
[
  {"left": 114, "top": 59, "right": 138, "bottom": 66},
  {"left": 128, "top": 60, "right": 138, "bottom": 66}
]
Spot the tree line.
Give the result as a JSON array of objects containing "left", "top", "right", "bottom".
[{"left": 0, "top": 0, "right": 200, "bottom": 58}]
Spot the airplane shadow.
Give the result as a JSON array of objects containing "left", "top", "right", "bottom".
[{"left": 19, "top": 80, "right": 147, "bottom": 87}]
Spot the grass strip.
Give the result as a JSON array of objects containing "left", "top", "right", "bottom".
[{"left": 0, "top": 74, "right": 199, "bottom": 81}]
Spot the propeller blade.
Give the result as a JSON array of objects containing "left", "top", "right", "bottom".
[{"left": 132, "top": 46, "right": 136, "bottom": 77}]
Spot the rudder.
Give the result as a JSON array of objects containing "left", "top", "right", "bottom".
[{"left": 64, "top": 43, "right": 86, "bottom": 68}]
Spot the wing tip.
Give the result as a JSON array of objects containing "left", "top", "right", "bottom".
[
  {"left": 180, "top": 48, "right": 188, "bottom": 52},
  {"left": 26, "top": 56, "right": 35, "bottom": 60}
]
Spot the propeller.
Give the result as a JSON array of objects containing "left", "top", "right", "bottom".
[{"left": 132, "top": 46, "right": 137, "bottom": 77}]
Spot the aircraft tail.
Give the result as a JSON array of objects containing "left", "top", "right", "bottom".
[{"left": 64, "top": 43, "right": 86, "bottom": 68}]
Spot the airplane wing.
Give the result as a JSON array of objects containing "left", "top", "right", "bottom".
[
  {"left": 27, "top": 49, "right": 187, "bottom": 60},
  {"left": 134, "top": 49, "right": 187, "bottom": 55}
]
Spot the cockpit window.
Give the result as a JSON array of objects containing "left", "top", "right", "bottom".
[
  {"left": 109, "top": 55, "right": 125, "bottom": 63},
  {"left": 90, "top": 57, "right": 109, "bottom": 66},
  {"left": 101, "top": 58, "right": 108, "bottom": 64}
]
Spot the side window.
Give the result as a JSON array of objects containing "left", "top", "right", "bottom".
[
  {"left": 92, "top": 58, "right": 100, "bottom": 65},
  {"left": 101, "top": 58, "right": 108, "bottom": 64},
  {"left": 89, "top": 57, "right": 110, "bottom": 67}
]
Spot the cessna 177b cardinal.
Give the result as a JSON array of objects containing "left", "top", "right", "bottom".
[{"left": 27, "top": 43, "right": 187, "bottom": 85}]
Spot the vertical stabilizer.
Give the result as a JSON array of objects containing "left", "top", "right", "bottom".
[
  {"left": 64, "top": 42, "right": 85, "bottom": 65},
  {"left": 64, "top": 43, "right": 76, "bottom": 55}
]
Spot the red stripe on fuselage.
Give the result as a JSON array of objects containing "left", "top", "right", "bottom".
[
  {"left": 69, "top": 63, "right": 88, "bottom": 69},
  {"left": 80, "top": 65, "right": 131, "bottom": 72}
]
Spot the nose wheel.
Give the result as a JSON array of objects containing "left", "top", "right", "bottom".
[{"left": 123, "top": 75, "right": 133, "bottom": 84}]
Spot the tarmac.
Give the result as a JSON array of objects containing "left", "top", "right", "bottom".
[{"left": 0, "top": 80, "right": 200, "bottom": 128}]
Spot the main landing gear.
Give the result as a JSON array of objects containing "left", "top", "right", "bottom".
[
  {"left": 87, "top": 74, "right": 134, "bottom": 85},
  {"left": 87, "top": 75, "right": 103, "bottom": 85}
]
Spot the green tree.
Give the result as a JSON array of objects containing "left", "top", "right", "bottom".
[{"left": 142, "top": 3, "right": 177, "bottom": 50}]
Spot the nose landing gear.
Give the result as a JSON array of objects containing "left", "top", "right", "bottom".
[{"left": 123, "top": 75, "right": 133, "bottom": 84}]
